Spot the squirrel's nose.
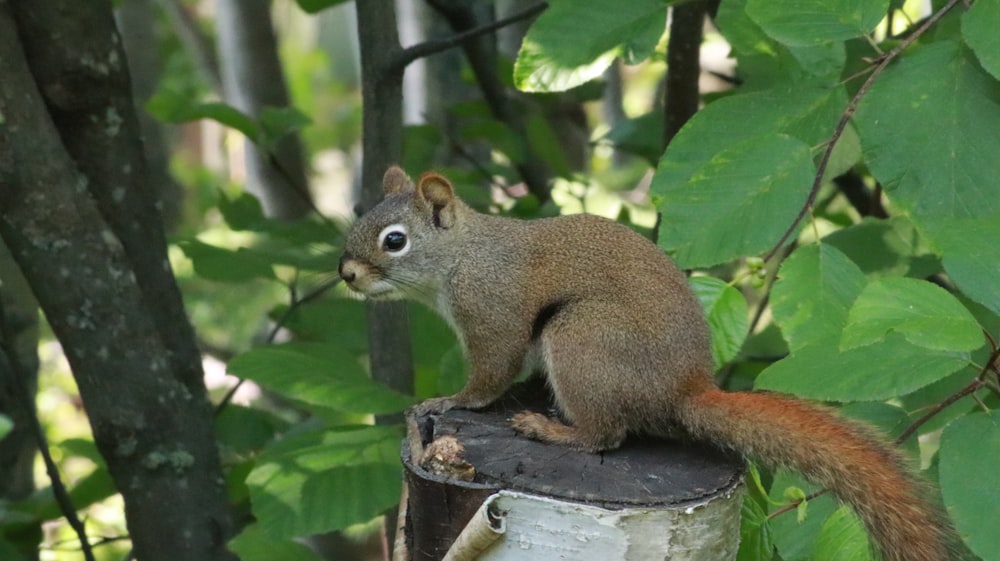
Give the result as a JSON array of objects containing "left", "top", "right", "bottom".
[{"left": 338, "top": 255, "right": 356, "bottom": 283}]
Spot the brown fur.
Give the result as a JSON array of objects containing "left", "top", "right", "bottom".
[{"left": 340, "top": 168, "right": 952, "bottom": 561}]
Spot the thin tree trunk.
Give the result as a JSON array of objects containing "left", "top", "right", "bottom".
[
  {"left": 216, "top": 0, "right": 313, "bottom": 220},
  {"left": 0, "top": 3, "right": 236, "bottom": 560},
  {"left": 0, "top": 240, "right": 40, "bottom": 561},
  {"left": 117, "top": 0, "right": 185, "bottom": 230},
  {"left": 355, "top": 1, "right": 415, "bottom": 551}
]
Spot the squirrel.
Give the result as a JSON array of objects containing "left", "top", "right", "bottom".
[{"left": 339, "top": 167, "right": 952, "bottom": 561}]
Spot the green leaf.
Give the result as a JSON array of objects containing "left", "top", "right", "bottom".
[
  {"left": 514, "top": 0, "right": 669, "bottom": 92},
  {"left": 227, "top": 344, "right": 414, "bottom": 415},
  {"left": 737, "top": 491, "right": 774, "bottom": 561},
  {"left": 230, "top": 524, "right": 326, "bottom": 561},
  {"left": 652, "top": 84, "right": 844, "bottom": 192},
  {"left": 437, "top": 346, "right": 467, "bottom": 396},
  {"left": 813, "top": 506, "right": 873, "bottom": 561},
  {"left": 258, "top": 106, "right": 312, "bottom": 149},
  {"left": 768, "top": 471, "right": 838, "bottom": 561},
  {"left": 526, "top": 114, "right": 572, "bottom": 177},
  {"left": 854, "top": 41, "right": 1000, "bottom": 220},
  {"left": 771, "top": 244, "right": 867, "bottom": 351},
  {"left": 939, "top": 411, "right": 1000, "bottom": 561},
  {"left": 293, "top": 0, "right": 351, "bottom": 14},
  {"left": 756, "top": 334, "right": 969, "bottom": 402},
  {"left": 656, "top": 133, "right": 816, "bottom": 268},
  {"left": 602, "top": 111, "right": 664, "bottom": 164},
  {"left": 922, "top": 215, "right": 1000, "bottom": 315},
  {"left": 177, "top": 239, "right": 276, "bottom": 283},
  {"left": 218, "top": 191, "right": 268, "bottom": 231},
  {"left": 962, "top": 0, "right": 1000, "bottom": 81},
  {"left": 822, "top": 217, "right": 934, "bottom": 278},
  {"left": 0, "top": 414, "right": 11, "bottom": 439},
  {"left": 746, "top": 0, "right": 888, "bottom": 46},
  {"left": 690, "top": 276, "right": 749, "bottom": 367},
  {"left": 841, "top": 277, "right": 983, "bottom": 352},
  {"left": 247, "top": 425, "right": 402, "bottom": 538},
  {"left": 148, "top": 92, "right": 259, "bottom": 141}
]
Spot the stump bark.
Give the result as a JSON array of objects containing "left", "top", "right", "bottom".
[{"left": 402, "top": 380, "right": 747, "bottom": 561}]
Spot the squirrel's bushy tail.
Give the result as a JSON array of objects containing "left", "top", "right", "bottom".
[{"left": 677, "top": 388, "right": 950, "bottom": 561}]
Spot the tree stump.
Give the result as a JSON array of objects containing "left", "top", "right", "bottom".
[{"left": 402, "top": 379, "right": 747, "bottom": 561}]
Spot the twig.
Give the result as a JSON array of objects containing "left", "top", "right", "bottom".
[
  {"left": 0, "top": 302, "right": 96, "bottom": 561},
  {"left": 763, "top": 0, "right": 964, "bottom": 262},
  {"left": 392, "top": 2, "right": 548, "bottom": 71}
]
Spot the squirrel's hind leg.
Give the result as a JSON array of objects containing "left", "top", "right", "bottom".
[{"left": 511, "top": 411, "right": 625, "bottom": 453}]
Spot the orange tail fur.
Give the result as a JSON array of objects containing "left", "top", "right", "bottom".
[{"left": 677, "top": 388, "right": 950, "bottom": 561}]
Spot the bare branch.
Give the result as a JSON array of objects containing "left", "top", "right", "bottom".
[{"left": 393, "top": 2, "right": 547, "bottom": 71}]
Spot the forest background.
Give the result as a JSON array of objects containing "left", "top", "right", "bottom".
[{"left": 1, "top": 0, "right": 999, "bottom": 560}]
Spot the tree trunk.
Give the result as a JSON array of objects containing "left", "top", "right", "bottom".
[
  {"left": 216, "top": 0, "right": 313, "bottom": 220},
  {"left": 0, "top": 3, "right": 236, "bottom": 560},
  {"left": 116, "top": 0, "right": 185, "bottom": 230}
]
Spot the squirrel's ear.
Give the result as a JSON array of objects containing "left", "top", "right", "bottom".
[
  {"left": 417, "top": 173, "right": 458, "bottom": 229},
  {"left": 383, "top": 166, "right": 414, "bottom": 195}
]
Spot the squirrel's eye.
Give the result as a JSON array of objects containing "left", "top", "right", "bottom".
[
  {"left": 383, "top": 231, "right": 406, "bottom": 251},
  {"left": 378, "top": 224, "right": 411, "bottom": 256}
]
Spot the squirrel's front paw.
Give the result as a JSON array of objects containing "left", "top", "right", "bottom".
[
  {"left": 510, "top": 411, "right": 550, "bottom": 439},
  {"left": 412, "top": 396, "right": 458, "bottom": 417}
]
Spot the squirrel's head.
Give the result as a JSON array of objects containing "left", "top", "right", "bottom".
[{"left": 339, "top": 166, "right": 465, "bottom": 301}]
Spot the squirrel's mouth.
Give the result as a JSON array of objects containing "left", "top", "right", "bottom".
[{"left": 349, "top": 279, "right": 402, "bottom": 301}]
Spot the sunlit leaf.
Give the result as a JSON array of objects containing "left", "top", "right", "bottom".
[
  {"left": 514, "top": 0, "right": 669, "bottom": 92},
  {"left": 247, "top": 425, "right": 402, "bottom": 538}
]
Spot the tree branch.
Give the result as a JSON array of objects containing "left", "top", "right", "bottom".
[
  {"left": 393, "top": 1, "right": 547, "bottom": 71},
  {"left": 764, "top": 0, "right": 964, "bottom": 262},
  {"left": 424, "top": 0, "right": 553, "bottom": 201},
  {"left": 664, "top": 0, "right": 707, "bottom": 147},
  {"left": 0, "top": 304, "right": 95, "bottom": 561}
]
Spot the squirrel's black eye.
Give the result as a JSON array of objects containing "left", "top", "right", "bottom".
[
  {"left": 383, "top": 231, "right": 407, "bottom": 252},
  {"left": 378, "top": 223, "right": 410, "bottom": 256}
]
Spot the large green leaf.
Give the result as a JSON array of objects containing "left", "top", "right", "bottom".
[
  {"left": 514, "top": 0, "right": 669, "bottom": 92},
  {"left": 656, "top": 133, "right": 815, "bottom": 268},
  {"left": 962, "top": 0, "right": 1000, "bottom": 81},
  {"left": 939, "top": 411, "right": 1000, "bottom": 561},
  {"left": 230, "top": 524, "right": 325, "bottom": 561},
  {"left": 690, "top": 276, "right": 749, "bottom": 367},
  {"left": 177, "top": 239, "right": 276, "bottom": 283},
  {"left": 653, "top": 83, "right": 845, "bottom": 191},
  {"left": 770, "top": 244, "right": 866, "bottom": 351},
  {"left": 148, "top": 93, "right": 259, "bottom": 141},
  {"left": 227, "top": 344, "right": 414, "bottom": 414},
  {"left": 923, "top": 215, "right": 1000, "bottom": 315},
  {"left": 0, "top": 414, "right": 11, "bottom": 440},
  {"left": 246, "top": 425, "right": 402, "bottom": 538},
  {"left": 854, "top": 41, "right": 1000, "bottom": 221},
  {"left": 746, "top": 0, "right": 888, "bottom": 47},
  {"left": 841, "top": 277, "right": 983, "bottom": 352},
  {"left": 756, "top": 333, "right": 969, "bottom": 402},
  {"left": 812, "top": 506, "right": 873, "bottom": 561},
  {"left": 822, "top": 217, "right": 937, "bottom": 278}
]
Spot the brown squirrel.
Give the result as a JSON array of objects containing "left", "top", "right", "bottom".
[{"left": 339, "top": 167, "right": 952, "bottom": 561}]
